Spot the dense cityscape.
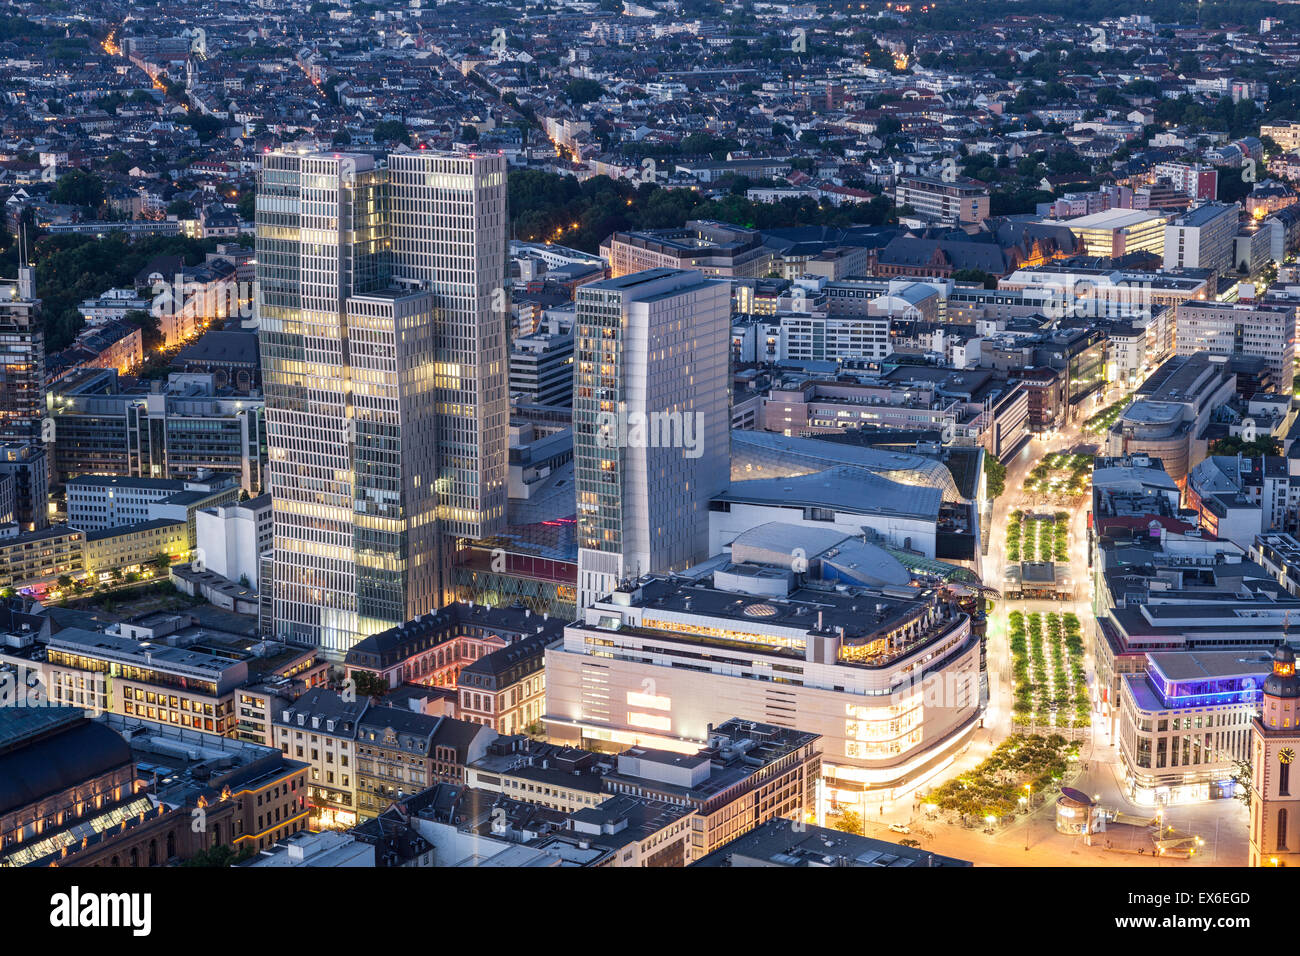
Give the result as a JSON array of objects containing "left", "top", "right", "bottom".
[{"left": 0, "top": 0, "right": 1296, "bottom": 907}]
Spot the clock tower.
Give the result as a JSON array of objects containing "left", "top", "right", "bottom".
[{"left": 1249, "top": 645, "right": 1300, "bottom": 866}]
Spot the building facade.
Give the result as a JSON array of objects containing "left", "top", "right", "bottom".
[
  {"left": 1249, "top": 645, "right": 1300, "bottom": 867},
  {"left": 573, "top": 269, "right": 731, "bottom": 607},
  {"left": 256, "top": 149, "right": 508, "bottom": 657},
  {"left": 545, "top": 575, "right": 982, "bottom": 813}
]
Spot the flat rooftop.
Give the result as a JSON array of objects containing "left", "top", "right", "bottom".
[{"left": 1148, "top": 649, "right": 1276, "bottom": 683}]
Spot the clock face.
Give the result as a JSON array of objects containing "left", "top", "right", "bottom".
[{"left": 1282, "top": 748, "right": 1296, "bottom": 765}]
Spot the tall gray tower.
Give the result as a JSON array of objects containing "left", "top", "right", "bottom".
[{"left": 573, "top": 268, "right": 731, "bottom": 607}]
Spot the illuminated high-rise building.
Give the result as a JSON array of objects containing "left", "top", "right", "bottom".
[
  {"left": 573, "top": 268, "right": 731, "bottom": 608},
  {"left": 256, "top": 149, "right": 507, "bottom": 657},
  {"left": 0, "top": 265, "right": 43, "bottom": 444}
]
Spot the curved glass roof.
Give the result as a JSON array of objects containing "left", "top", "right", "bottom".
[{"left": 731, "top": 430, "right": 962, "bottom": 503}]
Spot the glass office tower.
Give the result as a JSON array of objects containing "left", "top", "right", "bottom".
[{"left": 256, "top": 149, "right": 507, "bottom": 657}]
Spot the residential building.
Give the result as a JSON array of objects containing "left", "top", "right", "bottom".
[{"left": 894, "top": 176, "right": 989, "bottom": 226}]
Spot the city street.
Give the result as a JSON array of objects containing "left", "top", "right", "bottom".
[{"left": 863, "top": 396, "right": 1252, "bottom": 865}]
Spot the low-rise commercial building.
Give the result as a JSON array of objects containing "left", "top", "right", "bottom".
[
  {"left": 544, "top": 564, "right": 982, "bottom": 813},
  {"left": 1119, "top": 650, "right": 1272, "bottom": 805}
]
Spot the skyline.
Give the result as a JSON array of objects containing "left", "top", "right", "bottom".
[{"left": 2, "top": 2, "right": 1300, "bottom": 914}]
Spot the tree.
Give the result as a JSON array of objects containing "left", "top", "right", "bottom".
[
  {"left": 985, "top": 456, "right": 1007, "bottom": 499},
  {"left": 1210, "top": 435, "right": 1281, "bottom": 458},
  {"left": 1229, "top": 757, "right": 1255, "bottom": 808},
  {"left": 372, "top": 120, "right": 410, "bottom": 144},
  {"left": 50, "top": 170, "right": 105, "bottom": 209},
  {"left": 182, "top": 844, "right": 256, "bottom": 867},
  {"left": 348, "top": 669, "right": 390, "bottom": 701},
  {"left": 952, "top": 268, "right": 997, "bottom": 289},
  {"left": 564, "top": 78, "right": 605, "bottom": 105},
  {"left": 829, "top": 809, "right": 864, "bottom": 835},
  {"left": 167, "top": 199, "right": 195, "bottom": 219},
  {"left": 123, "top": 309, "right": 162, "bottom": 352}
]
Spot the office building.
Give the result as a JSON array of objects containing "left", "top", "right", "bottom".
[
  {"left": 82, "top": 518, "right": 189, "bottom": 577},
  {"left": 1118, "top": 650, "right": 1271, "bottom": 805},
  {"left": 66, "top": 472, "right": 239, "bottom": 546},
  {"left": 1105, "top": 352, "right": 1238, "bottom": 485},
  {"left": 600, "top": 221, "right": 772, "bottom": 279},
  {"left": 256, "top": 148, "right": 508, "bottom": 657},
  {"left": 509, "top": 317, "right": 574, "bottom": 406},
  {"left": 0, "top": 265, "right": 43, "bottom": 444},
  {"left": 0, "top": 442, "right": 48, "bottom": 531},
  {"left": 456, "top": 629, "right": 550, "bottom": 735},
  {"left": 573, "top": 269, "right": 731, "bottom": 608},
  {"left": 1164, "top": 202, "right": 1242, "bottom": 282},
  {"left": 1052, "top": 209, "right": 1167, "bottom": 259},
  {"left": 0, "top": 524, "right": 84, "bottom": 591},
  {"left": 1174, "top": 300, "right": 1295, "bottom": 394},
  {"left": 343, "top": 602, "right": 565, "bottom": 693},
  {"left": 46, "top": 371, "right": 267, "bottom": 493},
  {"left": 466, "top": 718, "right": 821, "bottom": 860}
]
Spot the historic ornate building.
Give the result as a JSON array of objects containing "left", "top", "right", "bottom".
[{"left": 1249, "top": 645, "right": 1300, "bottom": 866}]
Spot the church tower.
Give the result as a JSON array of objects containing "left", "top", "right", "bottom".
[{"left": 1249, "top": 645, "right": 1300, "bottom": 866}]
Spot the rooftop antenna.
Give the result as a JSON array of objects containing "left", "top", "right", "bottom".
[{"left": 17, "top": 225, "right": 34, "bottom": 300}]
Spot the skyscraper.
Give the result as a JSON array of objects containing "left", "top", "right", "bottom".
[
  {"left": 573, "top": 268, "right": 731, "bottom": 607},
  {"left": 0, "top": 264, "right": 43, "bottom": 444},
  {"left": 256, "top": 148, "right": 507, "bottom": 657}
]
